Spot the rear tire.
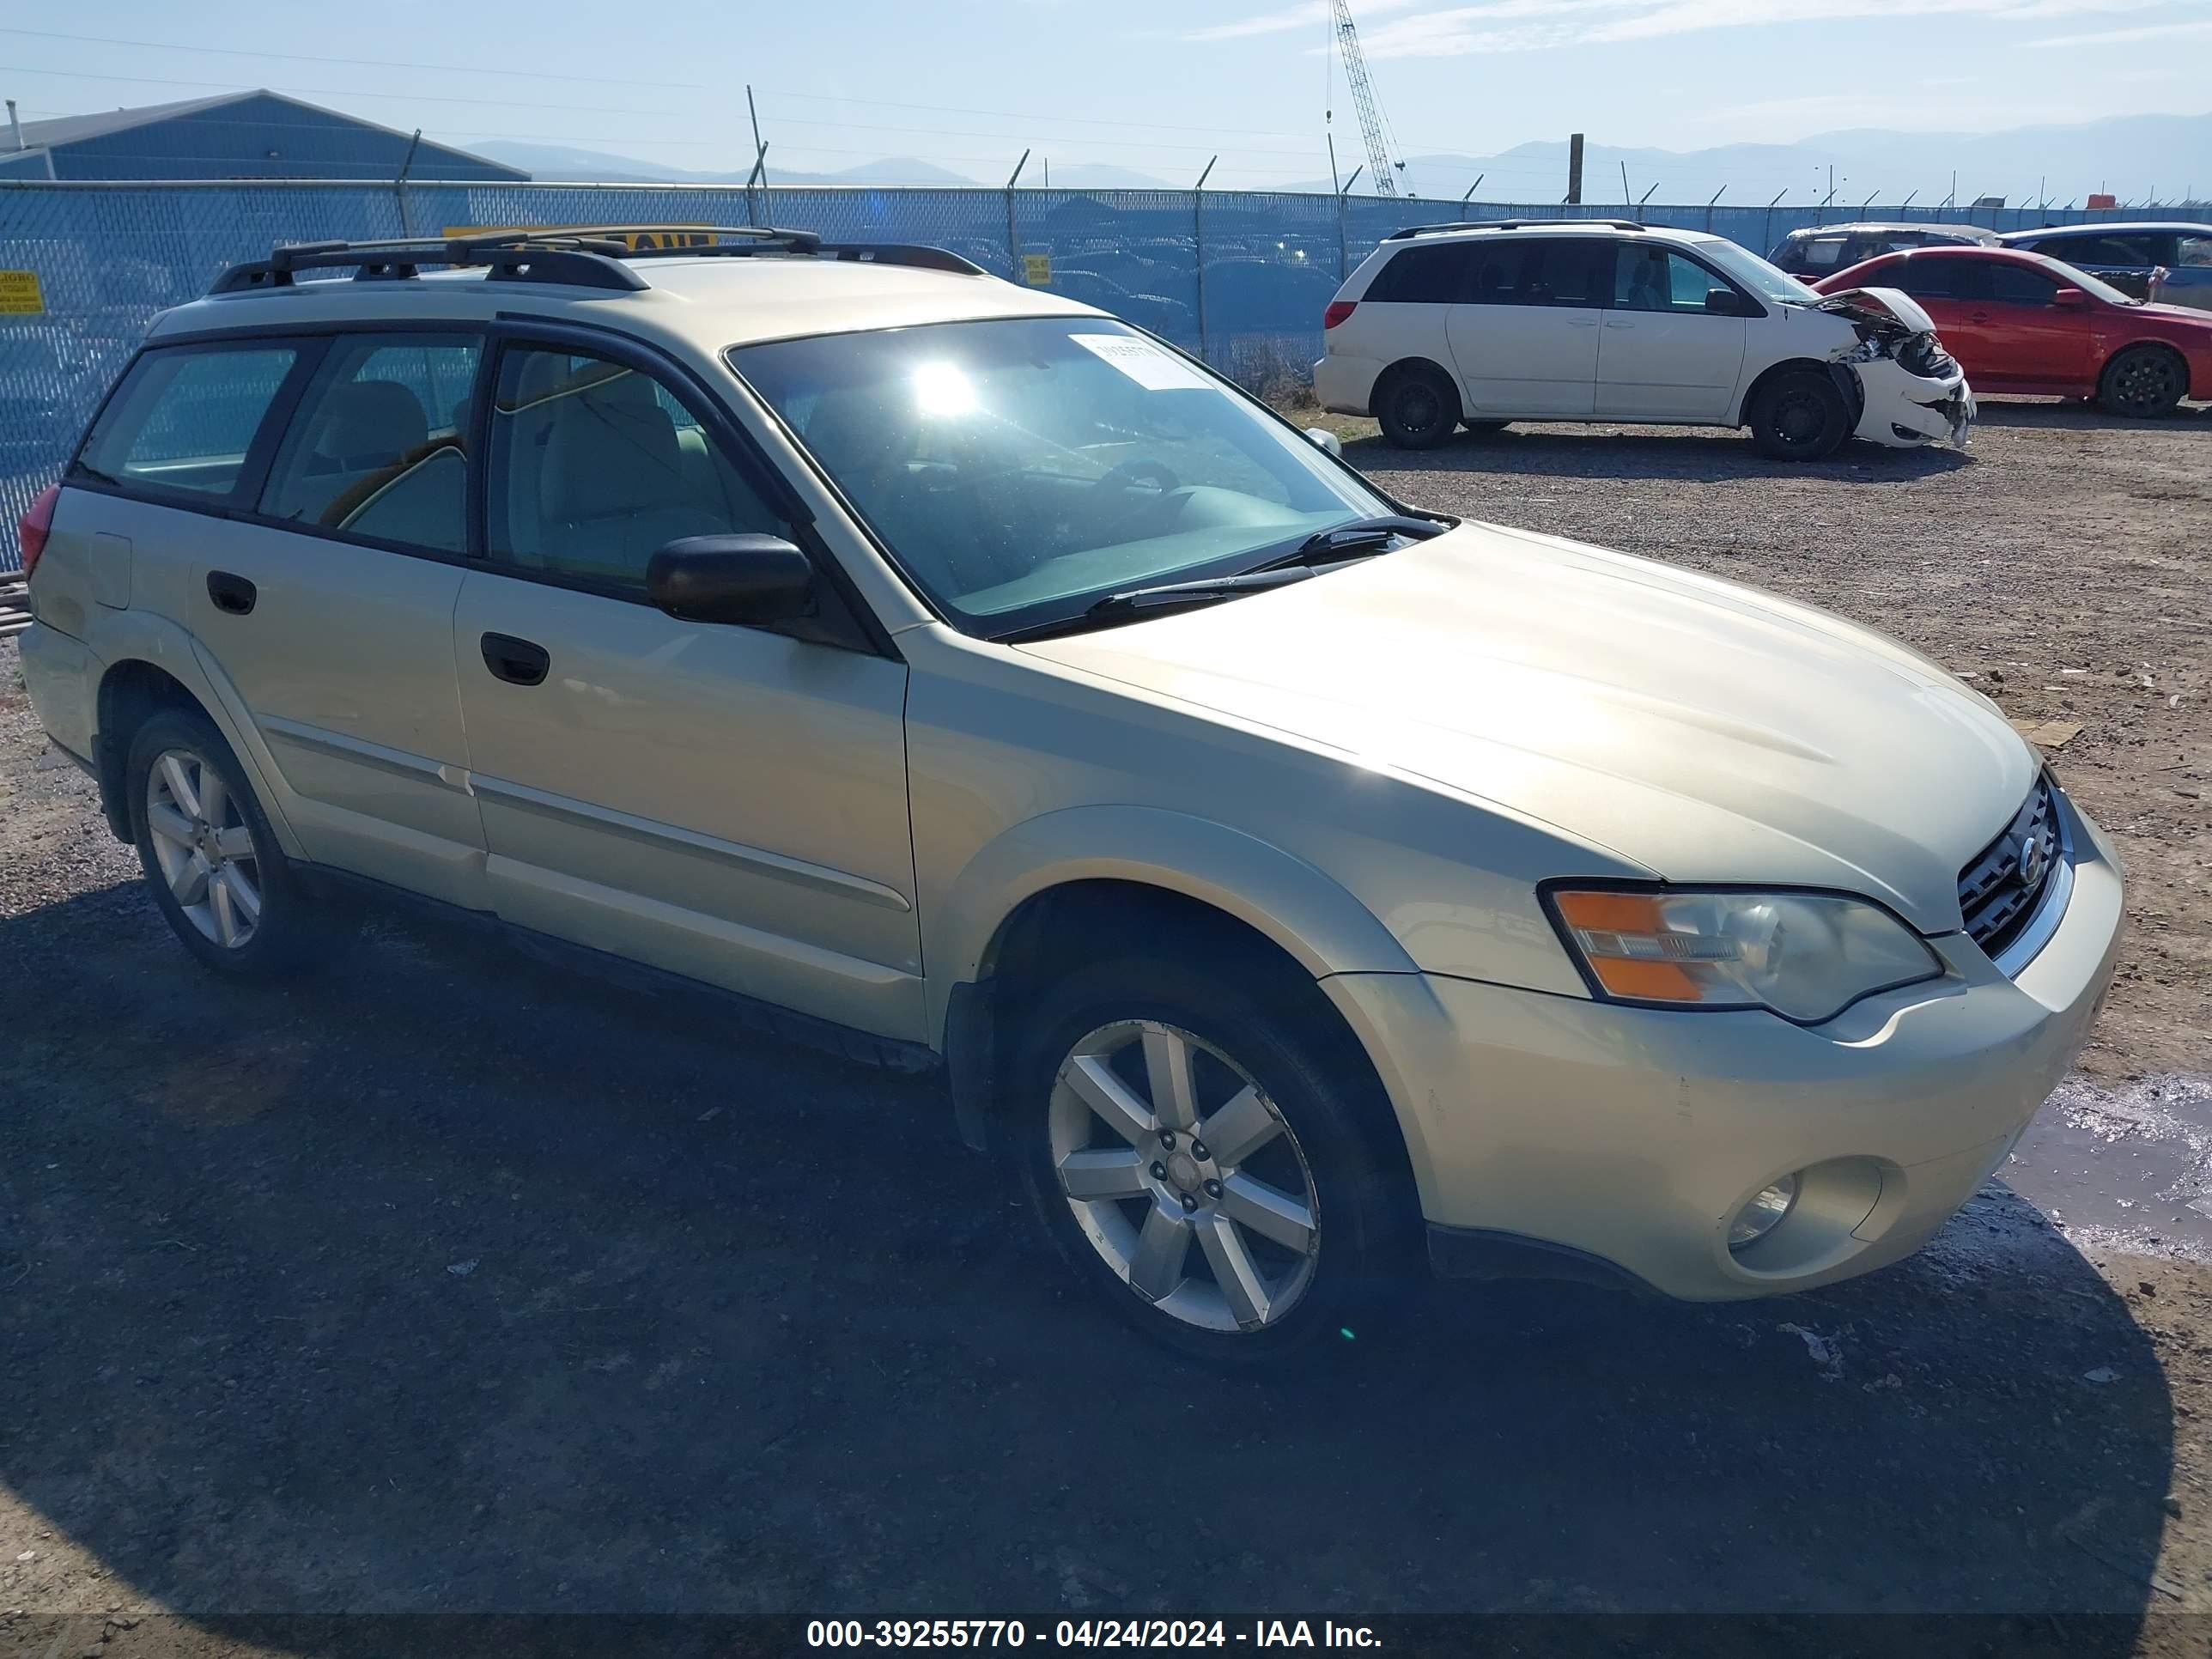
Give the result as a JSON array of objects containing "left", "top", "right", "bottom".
[
  {"left": 125, "top": 708, "right": 348, "bottom": 977},
  {"left": 1011, "top": 946, "right": 1415, "bottom": 1368},
  {"left": 1748, "top": 368, "right": 1850, "bottom": 460},
  {"left": 1375, "top": 362, "right": 1460, "bottom": 450},
  {"left": 2097, "top": 344, "right": 2186, "bottom": 418}
]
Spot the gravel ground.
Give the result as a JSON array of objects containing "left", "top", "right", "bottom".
[{"left": 3, "top": 403, "right": 2212, "bottom": 1657}]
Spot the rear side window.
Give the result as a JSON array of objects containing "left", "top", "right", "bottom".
[
  {"left": 76, "top": 344, "right": 298, "bottom": 500},
  {"left": 1364, "top": 243, "right": 1473, "bottom": 304},
  {"left": 258, "top": 334, "right": 482, "bottom": 555},
  {"left": 1889, "top": 255, "right": 1972, "bottom": 300}
]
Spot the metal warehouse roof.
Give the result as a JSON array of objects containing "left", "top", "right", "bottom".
[{"left": 4, "top": 89, "right": 527, "bottom": 181}]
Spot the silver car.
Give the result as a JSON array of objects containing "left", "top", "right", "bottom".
[{"left": 15, "top": 228, "right": 2123, "bottom": 1364}]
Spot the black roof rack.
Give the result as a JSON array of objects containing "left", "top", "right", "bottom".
[
  {"left": 209, "top": 225, "right": 987, "bottom": 295},
  {"left": 1381, "top": 217, "right": 1647, "bottom": 240}
]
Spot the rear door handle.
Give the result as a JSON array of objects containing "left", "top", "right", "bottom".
[
  {"left": 480, "top": 632, "right": 550, "bottom": 687},
  {"left": 206, "top": 570, "right": 257, "bottom": 615}
]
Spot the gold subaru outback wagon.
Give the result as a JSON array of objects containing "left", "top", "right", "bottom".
[{"left": 15, "top": 227, "right": 2122, "bottom": 1364}]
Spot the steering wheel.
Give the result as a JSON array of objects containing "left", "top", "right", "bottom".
[{"left": 1090, "top": 459, "right": 1182, "bottom": 500}]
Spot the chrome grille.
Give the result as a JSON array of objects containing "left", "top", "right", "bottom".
[{"left": 1958, "top": 777, "right": 2062, "bottom": 962}]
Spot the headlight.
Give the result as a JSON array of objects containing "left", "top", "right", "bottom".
[{"left": 1545, "top": 887, "right": 1942, "bottom": 1024}]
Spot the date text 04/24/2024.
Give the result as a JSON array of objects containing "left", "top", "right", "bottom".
[{"left": 805, "top": 1620, "right": 1382, "bottom": 1648}]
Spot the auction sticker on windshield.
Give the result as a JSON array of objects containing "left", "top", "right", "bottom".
[{"left": 1068, "top": 331, "right": 1212, "bottom": 391}]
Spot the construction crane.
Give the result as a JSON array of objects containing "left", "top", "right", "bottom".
[{"left": 1328, "top": 0, "right": 1401, "bottom": 197}]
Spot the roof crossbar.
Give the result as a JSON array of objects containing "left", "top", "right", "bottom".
[
  {"left": 207, "top": 225, "right": 986, "bottom": 295},
  {"left": 1381, "top": 217, "right": 1648, "bottom": 240}
]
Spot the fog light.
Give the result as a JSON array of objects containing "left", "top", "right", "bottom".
[{"left": 1729, "top": 1175, "right": 1801, "bottom": 1250}]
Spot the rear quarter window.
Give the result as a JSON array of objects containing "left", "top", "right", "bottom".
[
  {"left": 76, "top": 344, "right": 299, "bottom": 500},
  {"left": 1364, "top": 243, "right": 1473, "bottom": 304}
]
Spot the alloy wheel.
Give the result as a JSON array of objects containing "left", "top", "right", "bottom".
[
  {"left": 2112, "top": 351, "right": 2181, "bottom": 416},
  {"left": 145, "top": 748, "right": 262, "bottom": 949},
  {"left": 1048, "top": 1020, "right": 1321, "bottom": 1334}
]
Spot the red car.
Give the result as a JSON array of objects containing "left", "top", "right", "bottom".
[{"left": 1812, "top": 246, "right": 2212, "bottom": 418}]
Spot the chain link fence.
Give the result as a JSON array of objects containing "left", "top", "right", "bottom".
[{"left": 1, "top": 179, "right": 2196, "bottom": 568}]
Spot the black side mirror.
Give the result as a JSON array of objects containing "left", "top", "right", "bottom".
[
  {"left": 1704, "top": 287, "right": 1747, "bottom": 315},
  {"left": 647, "top": 534, "right": 815, "bottom": 626}
]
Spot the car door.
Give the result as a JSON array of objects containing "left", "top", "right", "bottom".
[
  {"left": 1593, "top": 243, "right": 1749, "bottom": 421},
  {"left": 155, "top": 330, "right": 492, "bottom": 909},
  {"left": 452, "top": 332, "right": 924, "bottom": 1041},
  {"left": 1444, "top": 235, "right": 1604, "bottom": 416},
  {"left": 1881, "top": 253, "right": 1985, "bottom": 374},
  {"left": 1964, "top": 262, "right": 2095, "bottom": 387}
]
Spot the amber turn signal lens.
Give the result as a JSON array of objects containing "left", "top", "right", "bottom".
[{"left": 1550, "top": 890, "right": 1705, "bottom": 1002}]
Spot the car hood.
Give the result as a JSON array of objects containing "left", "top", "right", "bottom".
[
  {"left": 1018, "top": 521, "right": 2035, "bottom": 932},
  {"left": 1811, "top": 285, "right": 1938, "bottom": 334}
]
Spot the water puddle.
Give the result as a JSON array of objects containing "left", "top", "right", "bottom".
[{"left": 1992, "top": 1073, "right": 2212, "bottom": 1262}]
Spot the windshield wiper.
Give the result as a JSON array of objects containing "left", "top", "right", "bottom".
[
  {"left": 995, "top": 566, "right": 1316, "bottom": 643},
  {"left": 1245, "top": 513, "right": 1449, "bottom": 572}
]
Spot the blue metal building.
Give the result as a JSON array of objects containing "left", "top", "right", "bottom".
[{"left": 0, "top": 91, "right": 528, "bottom": 182}]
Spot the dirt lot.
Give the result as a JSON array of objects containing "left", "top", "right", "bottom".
[{"left": 3, "top": 402, "right": 2211, "bottom": 1657}]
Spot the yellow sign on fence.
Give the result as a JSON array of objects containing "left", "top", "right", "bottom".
[
  {"left": 441, "top": 224, "right": 715, "bottom": 251},
  {"left": 1022, "top": 253, "right": 1052, "bottom": 286},
  {"left": 0, "top": 270, "right": 45, "bottom": 315}
]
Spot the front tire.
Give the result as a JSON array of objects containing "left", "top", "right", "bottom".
[
  {"left": 125, "top": 708, "right": 342, "bottom": 976},
  {"left": 1748, "top": 368, "right": 1850, "bottom": 460},
  {"left": 2098, "top": 344, "right": 2186, "bottom": 418},
  {"left": 1012, "top": 948, "right": 1414, "bottom": 1366},
  {"left": 1375, "top": 362, "right": 1461, "bottom": 450}
]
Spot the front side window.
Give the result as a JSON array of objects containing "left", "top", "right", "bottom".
[
  {"left": 731, "top": 318, "right": 1394, "bottom": 638},
  {"left": 1985, "top": 264, "right": 2062, "bottom": 306},
  {"left": 2047, "top": 234, "right": 2172, "bottom": 267},
  {"left": 76, "top": 344, "right": 298, "bottom": 499},
  {"left": 258, "top": 335, "right": 481, "bottom": 554},
  {"left": 486, "top": 345, "right": 787, "bottom": 594},
  {"left": 1613, "top": 247, "right": 1729, "bottom": 313},
  {"left": 2177, "top": 235, "right": 2212, "bottom": 268}
]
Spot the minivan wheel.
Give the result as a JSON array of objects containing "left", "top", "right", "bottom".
[
  {"left": 1375, "top": 363, "right": 1461, "bottom": 450},
  {"left": 1748, "top": 368, "right": 1850, "bottom": 460},
  {"left": 1012, "top": 951, "right": 1413, "bottom": 1365},
  {"left": 126, "top": 708, "right": 339, "bottom": 976},
  {"left": 2098, "top": 344, "right": 2186, "bottom": 418}
]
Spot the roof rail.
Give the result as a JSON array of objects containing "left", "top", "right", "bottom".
[
  {"left": 208, "top": 225, "right": 986, "bottom": 295},
  {"left": 1381, "top": 217, "right": 1646, "bottom": 240}
]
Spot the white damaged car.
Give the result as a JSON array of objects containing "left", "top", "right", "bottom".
[{"left": 1315, "top": 218, "right": 1973, "bottom": 459}]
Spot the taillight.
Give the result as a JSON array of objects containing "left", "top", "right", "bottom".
[
  {"left": 17, "top": 483, "right": 59, "bottom": 581},
  {"left": 1323, "top": 300, "right": 1358, "bottom": 329}
]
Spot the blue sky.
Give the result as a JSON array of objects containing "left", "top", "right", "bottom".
[{"left": 3, "top": 0, "right": 2208, "bottom": 191}]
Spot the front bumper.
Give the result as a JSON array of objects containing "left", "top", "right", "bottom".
[
  {"left": 1851, "top": 358, "right": 1974, "bottom": 449},
  {"left": 1326, "top": 789, "right": 2123, "bottom": 1301}
]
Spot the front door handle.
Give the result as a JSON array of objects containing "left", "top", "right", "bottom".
[
  {"left": 206, "top": 570, "right": 257, "bottom": 615},
  {"left": 1603, "top": 319, "right": 1635, "bottom": 329},
  {"left": 480, "top": 632, "right": 550, "bottom": 687}
]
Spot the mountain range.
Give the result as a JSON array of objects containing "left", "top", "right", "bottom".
[{"left": 476, "top": 111, "right": 2212, "bottom": 206}]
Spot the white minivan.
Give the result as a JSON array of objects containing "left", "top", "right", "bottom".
[{"left": 1316, "top": 219, "right": 1974, "bottom": 459}]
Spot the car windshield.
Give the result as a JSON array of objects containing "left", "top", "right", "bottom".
[
  {"left": 1696, "top": 240, "right": 1822, "bottom": 306},
  {"left": 729, "top": 317, "right": 1396, "bottom": 639}
]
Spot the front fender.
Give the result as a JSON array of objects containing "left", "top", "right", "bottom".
[{"left": 926, "top": 803, "right": 1421, "bottom": 1044}]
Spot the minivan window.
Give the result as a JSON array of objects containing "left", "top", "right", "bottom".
[
  {"left": 258, "top": 336, "right": 482, "bottom": 555},
  {"left": 1365, "top": 243, "right": 1473, "bottom": 304},
  {"left": 76, "top": 344, "right": 298, "bottom": 500},
  {"left": 2042, "top": 233, "right": 2172, "bottom": 267},
  {"left": 485, "top": 345, "right": 787, "bottom": 595}
]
